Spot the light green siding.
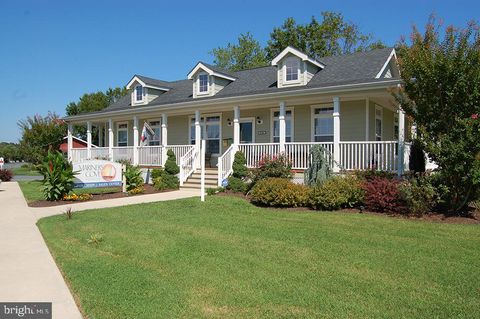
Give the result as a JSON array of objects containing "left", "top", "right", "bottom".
[
  {"left": 383, "top": 108, "right": 395, "bottom": 140},
  {"left": 240, "top": 108, "right": 271, "bottom": 143},
  {"left": 341, "top": 100, "right": 367, "bottom": 141},
  {"left": 168, "top": 115, "right": 189, "bottom": 145},
  {"left": 293, "top": 105, "right": 310, "bottom": 142}
]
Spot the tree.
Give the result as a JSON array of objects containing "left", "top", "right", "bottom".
[
  {"left": 394, "top": 17, "right": 480, "bottom": 213},
  {"left": 18, "top": 112, "right": 67, "bottom": 164},
  {"left": 210, "top": 32, "right": 269, "bottom": 71},
  {"left": 66, "top": 87, "right": 128, "bottom": 140},
  {"left": 266, "top": 12, "right": 385, "bottom": 60}
]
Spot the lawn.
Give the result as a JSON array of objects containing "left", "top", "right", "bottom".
[
  {"left": 18, "top": 180, "right": 120, "bottom": 202},
  {"left": 37, "top": 196, "right": 480, "bottom": 319},
  {"left": 11, "top": 165, "right": 42, "bottom": 176}
]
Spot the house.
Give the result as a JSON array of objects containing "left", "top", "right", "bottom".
[
  {"left": 59, "top": 136, "right": 89, "bottom": 153},
  {"left": 64, "top": 46, "right": 410, "bottom": 187}
]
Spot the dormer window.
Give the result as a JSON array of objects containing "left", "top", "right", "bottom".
[
  {"left": 135, "top": 85, "right": 144, "bottom": 102},
  {"left": 198, "top": 73, "right": 209, "bottom": 94},
  {"left": 285, "top": 58, "right": 300, "bottom": 82}
]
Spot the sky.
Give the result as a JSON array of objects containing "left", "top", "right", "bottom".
[{"left": 0, "top": 0, "right": 478, "bottom": 143}]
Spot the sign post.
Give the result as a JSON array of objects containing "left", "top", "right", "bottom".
[
  {"left": 200, "top": 139, "right": 205, "bottom": 202},
  {"left": 0, "top": 157, "right": 3, "bottom": 170}
]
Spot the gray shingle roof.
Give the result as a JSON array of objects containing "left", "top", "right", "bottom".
[
  {"left": 94, "top": 47, "right": 397, "bottom": 114},
  {"left": 135, "top": 75, "right": 173, "bottom": 89}
]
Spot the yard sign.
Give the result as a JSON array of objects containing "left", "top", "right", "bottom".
[
  {"left": 0, "top": 157, "right": 3, "bottom": 170},
  {"left": 73, "top": 160, "right": 122, "bottom": 188}
]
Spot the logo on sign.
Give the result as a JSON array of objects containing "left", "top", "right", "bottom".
[{"left": 101, "top": 164, "right": 116, "bottom": 181}]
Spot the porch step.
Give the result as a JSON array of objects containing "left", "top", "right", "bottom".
[{"left": 181, "top": 169, "right": 219, "bottom": 190}]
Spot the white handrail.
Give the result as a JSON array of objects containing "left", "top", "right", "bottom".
[
  {"left": 166, "top": 145, "right": 195, "bottom": 165},
  {"left": 138, "top": 145, "right": 164, "bottom": 166},
  {"left": 179, "top": 147, "right": 198, "bottom": 186},
  {"left": 339, "top": 141, "right": 398, "bottom": 171},
  {"left": 217, "top": 144, "right": 235, "bottom": 186}
]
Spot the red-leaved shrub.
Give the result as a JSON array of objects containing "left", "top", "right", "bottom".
[
  {"left": 362, "top": 177, "right": 401, "bottom": 213},
  {"left": 0, "top": 169, "right": 13, "bottom": 182}
]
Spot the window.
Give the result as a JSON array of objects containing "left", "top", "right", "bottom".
[
  {"left": 375, "top": 106, "right": 383, "bottom": 141},
  {"left": 312, "top": 106, "right": 334, "bottom": 142},
  {"left": 135, "top": 85, "right": 144, "bottom": 102},
  {"left": 272, "top": 109, "right": 293, "bottom": 142},
  {"left": 285, "top": 58, "right": 299, "bottom": 82},
  {"left": 190, "top": 115, "right": 221, "bottom": 154},
  {"left": 198, "top": 73, "right": 209, "bottom": 93},
  {"left": 149, "top": 120, "right": 161, "bottom": 146},
  {"left": 393, "top": 113, "right": 399, "bottom": 140},
  {"left": 117, "top": 123, "right": 128, "bottom": 147}
]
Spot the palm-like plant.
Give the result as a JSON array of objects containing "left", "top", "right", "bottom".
[{"left": 39, "top": 151, "right": 75, "bottom": 201}]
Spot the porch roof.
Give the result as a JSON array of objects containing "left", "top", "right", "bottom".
[{"left": 65, "top": 48, "right": 401, "bottom": 121}]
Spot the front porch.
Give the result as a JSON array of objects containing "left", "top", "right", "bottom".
[{"left": 67, "top": 93, "right": 409, "bottom": 186}]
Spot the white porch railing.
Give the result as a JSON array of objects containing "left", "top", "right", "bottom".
[
  {"left": 166, "top": 145, "right": 195, "bottom": 165},
  {"left": 71, "top": 148, "right": 88, "bottom": 163},
  {"left": 217, "top": 145, "right": 235, "bottom": 186},
  {"left": 112, "top": 147, "right": 134, "bottom": 162},
  {"left": 238, "top": 143, "right": 281, "bottom": 168},
  {"left": 285, "top": 142, "right": 334, "bottom": 170},
  {"left": 90, "top": 147, "right": 109, "bottom": 160},
  {"left": 138, "top": 146, "right": 164, "bottom": 166},
  {"left": 179, "top": 147, "right": 198, "bottom": 186},
  {"left": 339, "top": 141, "right": 398, "bottom": 171}
]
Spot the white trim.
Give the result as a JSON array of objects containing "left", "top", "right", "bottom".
[
  {"left": 146, "top": 118, "right": 162, "bottom": 146},
  {"left": 375, "top": 104, "right": 383, "bottom": 141},
  {"left": 283, "top": 57, "right": 301, "bottom": 84},
  {"left": 393, "top": 112, "right": 399, "bottom": 140},
  {"left": 310, "top": 104, "right": 334, "bottom": 142},
  {"left": 117, "top": 121, "right": 129, "bottom": 147},
  {"left": 65, "top": 79, "right": 402, "bottom": 122},
  {"left": 196, "top": 72, "right": 210, "bottom": 95},
  {"left": 187, "top": 62, "right": 236, "bottom": 81},
  {"left": 271, "top": 107, "right": 294, "bottom": 143},
  {"left": 126, "top": 76, "right": 171, "bottom": 91},
  {"left": 134, "top": 85, "right": 144, "bottom": 103},
  {"left": 188, "top": 113, "right": 223, "bottom": 155},
  {"left": 375, "top": 48, "right": 398, "bottom": 79},
  {"left": 239, "top": 117, "right": 256, "bottom": 143},
  {"left": 271, "top": 46, "right": 324, "bottom": 68}
]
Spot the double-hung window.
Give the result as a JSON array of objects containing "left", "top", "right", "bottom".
[
  {"left": 190, "top": 115, "right": 221, "bottom": 154},
  {"left": 198, "top": 73, "right": 209, "bottom": 93},
  {"left": 272, "top": 109, "right": 293, "bottom": 143},
  {"left": 312, "top": 106, "right": 334, "bottom": 142},
  {"left": 117, "top": 123, "right": 128, "bottom": 147},
  {"left": 135, "top": 85, "right": 144, "bottom": 102},
  {"left": 149, "top": 120, "right": 161, "bottom": 146},
  {"left": 284, "top": 58, "right": 299, "bottom": 82}
]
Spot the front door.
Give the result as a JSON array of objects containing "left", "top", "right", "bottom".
[{"left": 239, "top": 119, "right": 254, "bottom": 143}]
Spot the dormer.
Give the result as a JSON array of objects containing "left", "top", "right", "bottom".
[
  {"left": 271, "top": 46, "right": 324, "bottom": 88},
  {"left": 375, "top": 48, "right": 400, "bottom": 79},
  {"left": 187, "top": 62, "right": 236, "bottom": 98},
  {"left": 126, "top": 75, "right": 171, "bottom": 106}
]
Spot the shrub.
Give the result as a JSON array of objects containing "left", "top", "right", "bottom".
[
  {"left": 309, "top": 175, "right": 364, "bottom": 210},
  {"left": 0, "top": 169, "right": 13, "bottom": 181},
  {"left": 251, "top": 154, "right": 292, "bottom": 187},
  {"left": 153, "top": 168, "right": 179, "bottom": 191},
  {"left": 39, "top": 151, "right": 75, "bottom": 201},
  {"left": 232, "top": 151, "right": 248, "bottom": 178},
  {"left": 409, "top": 139, "right": 426, "bottom": 173},
  {"left": 123, "top": 164, "right": 144, "bottom": 191},
  {"left": 164, "top": 149, "right": 180, "bottom": 175},
  {"left": 354, "top": 168, "right": 396, "bottom": 181},
  {"left": 398, "top": 175, "right": 438, "bottom": 216},
  {"left": 250, "top": 178, "right": 309, "bottom": 207},
  {"left": 226, "top": 176, "right": 248, "bottom": 193},
  {"left": 304, "top": 145, "right": 332, "bottom": 186},
  {"left": 63, "top": 193, "right": 93, "bottom": 201},
  {"left": 151, "top": 168, "right": 163, "bottom": 180},
  {"left": 128, "top": 185, "right": 145, "bottom": 195},
  {"left": 362, "top": 177, "right": 401, "bottom": 213}
]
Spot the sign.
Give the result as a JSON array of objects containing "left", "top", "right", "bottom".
[
  {"left": 0, "top": 157, "right": 3, "bottom": 169},
  {"left": 221, "top": 178, "right": 228, "bottom": 187},
  {"left": 73, "top": 160, "right": 122, "bottom": 188},
  {"left": 257, "top": 130, "right": 267, "bottom": 135}
]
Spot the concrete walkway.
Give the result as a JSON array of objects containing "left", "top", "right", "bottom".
[
  {"left": 0, "top": 182, "right": 83, "bottom": 319},
  {"left": 0, "top": 182, "right": 199, "bottom": 318}
]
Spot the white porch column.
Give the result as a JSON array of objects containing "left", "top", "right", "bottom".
[
  {"left": 333, "top": 97, "right": 341, "bottom": 172},
  {"left": 86, "top": 121, "right": 92, "bottom": 159},
  {"left": 98, "top": 123, "right": 103, "bottom": 147},
  {"left": 108, "top": 119, "right": 114, "bottom": 160},
  {"left": 195, "top": 110, "right": 201, "bottom": 168},
  {"left": 161, "top": 114, "right": 168, "bottom": 166},
  {"left": 133, "top": 116, "right": 139, "bottom": 165},
  {"left": 233, "top": 106, "right": 240, "bottom": 151},
  {"left": 279, "top": 101, "right": 286, "bottom": 153},
  {"left": 67, "top": 123, "right": 73, "bottom": 162},
  {"left": 397, "top": 108, "right": 406, "bottom": 176}
]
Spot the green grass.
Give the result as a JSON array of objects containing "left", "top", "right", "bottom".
[
  {"left": 11, "top": 166, "right": 42, "bottom": 176},
  {"left": 37, "top": 196, "right": 480, "bottom": 319},
  {"left": 18, "top": 180, "right": 120, "bottom": 203}
]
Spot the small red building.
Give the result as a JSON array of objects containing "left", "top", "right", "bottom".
[{"left": 59, "top": 136, "right": 88, "bottom": 153}]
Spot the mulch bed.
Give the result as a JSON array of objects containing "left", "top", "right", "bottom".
[
  {"left": 29, "top": 184, "right": 174, "bottom": 208},
  {"left": 216, "top": 192, "right": 480, "bottom": 224}
]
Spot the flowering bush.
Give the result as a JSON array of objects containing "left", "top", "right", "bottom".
[
  {"left": 251, "top": 154, "right": 292, "bottom": 188},
  {"left": 0, "top": 169, "right": 13, "bottom": 182},
  {"left": 250, "top": 178, "right": 309, "bottom": 207},
  {"left": 128, "top": 186, "right": 145, "bottom": 195},
  {"left": 63, "top": 193, "right": 93, "bottom": 201},
  {"left": 362, "top": 177, "right": 401, "bottom": 213}
]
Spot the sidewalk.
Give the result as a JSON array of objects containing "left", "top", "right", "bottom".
[
  {"left": 0, "top": 182, "right": 83, "bottom": 319},
  {"left": 0, "top": 182, "right": 199, "bottom": 318}
]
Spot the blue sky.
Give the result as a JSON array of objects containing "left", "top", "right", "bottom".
[{"left": 0, "top": 0, "right": 477, "bottom": 142}]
